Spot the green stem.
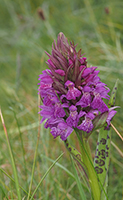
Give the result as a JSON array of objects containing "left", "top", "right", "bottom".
[
  {"left": 75, "top": 130, "right": 101, "bottom": 200},
  {"left": 64, "top": 139, "right": 89, "bottom": 182},
  {"left": 83, "top": 138, "right": 100, "bottom": 200}
]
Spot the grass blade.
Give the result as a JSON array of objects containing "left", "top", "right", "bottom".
[
  {"left": 0, "top": 108, "right": 21, "bottom": 200},
  {"left": 0, "top": 180, "right": 10, "bottom": 200},
  {"left": 0, "top": 167, "right": 34, "bottom": 199},
  {"left": 71, "top": 155, "right": 87, "bottom": 200},
  {"left": 30, "top": 152, "right": 64, "bottom": 200},
  {"left": 10, "top": 107, "right": 28, "bottom": 186},
  {"left": 27, "top": 95, "right": 41, "bottom": 200},
  {"left": 27, "top": 128, "right": 40, "bottom": 200},
  {"left": 40, "top": 154, "right": 75, "bottom": 179}
]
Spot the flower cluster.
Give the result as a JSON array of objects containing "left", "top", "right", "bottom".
[{"left": 38, "top": 33, "right": 117, "bottom": 140}]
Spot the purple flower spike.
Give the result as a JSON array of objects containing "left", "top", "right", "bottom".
[{"left": 38, "top": 32, "right": 117, "bottom": 140}]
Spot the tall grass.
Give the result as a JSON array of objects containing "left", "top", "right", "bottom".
[{"left": 0, "top": 0, "right": 123, "bottom": 199}]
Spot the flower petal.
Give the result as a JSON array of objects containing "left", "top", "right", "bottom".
[
  {"left": 77, "top": 117, "right": 93, "bottom": 133},
  {"left": 91, "top": 93, "right": 109, "bottom": 113}
]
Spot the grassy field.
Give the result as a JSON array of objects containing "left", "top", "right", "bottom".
[{"left": 0, "top": 0, "right": 123, "bottom": 199}]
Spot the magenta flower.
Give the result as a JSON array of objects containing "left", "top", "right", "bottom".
[
  {"left": 65, "top": 80, "right": 81, "bottom": 100},
  {"left": 38, "top": 32, "right": 117, "bottom": 140},
  {"left": 66, "top": 105, "right": 79, "bottom": 127}
]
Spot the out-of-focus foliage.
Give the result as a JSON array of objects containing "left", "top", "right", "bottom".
[{"left": 0, "top": 0, "right": 123, "bottom": 199}]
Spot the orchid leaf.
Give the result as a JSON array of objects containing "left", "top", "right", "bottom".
[
  {"left": 94, "top": 128, "right": 111, "bottom": 200},
  {"left": 93, "top": 80, "right": 118, "bottom": 199}
]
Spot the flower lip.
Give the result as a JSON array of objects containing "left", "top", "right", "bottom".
[
  {"left": 65, "top": 80, "right": 81, "bottom": 100},
  {"left": 76, "top": 92, "right": 91, "bottom": 107}
]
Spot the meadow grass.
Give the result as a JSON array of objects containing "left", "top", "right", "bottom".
[{"left": 0, "top": 0, "right": 123, "bottom": 199}]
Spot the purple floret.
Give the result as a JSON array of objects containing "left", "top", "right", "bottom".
[
  {"left": 66, "top": 105, "right": 79, "bottom": 128},
  {"left": 65, "top": 80, "right": 81, "bottom": 100},
  {"left": 51, "top": 121, "right": 73, "bottom": 140}
]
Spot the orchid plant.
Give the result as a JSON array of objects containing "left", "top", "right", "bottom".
[{"left": 38, "top": 32, "right": 118, "bottom": 200}]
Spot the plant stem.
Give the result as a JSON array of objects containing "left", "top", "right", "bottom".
[
  {"left": 82, "top": 138, "right": 100, "bottom": 200},
  {"left": 75, "top": 130, "right": 101, "bottom": 200}
]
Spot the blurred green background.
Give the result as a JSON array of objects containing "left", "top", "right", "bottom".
[{"left": 0, "top": 0, "right": 123, "bottom": 199}]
